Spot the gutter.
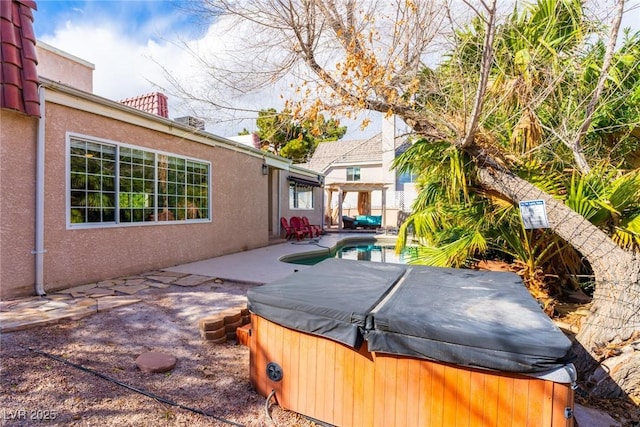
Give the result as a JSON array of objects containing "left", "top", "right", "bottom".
[
  {"left": 33, "top": 85, "right": 46, "bottom": 296},
  {"left": 41, "top": 78, "right": 322, "bottom": 180}
]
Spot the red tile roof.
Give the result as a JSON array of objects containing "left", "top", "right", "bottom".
[
  {"left": 119, "top": 92, "right": 169, "bottom": 118},
  {"left": 0, "top": 0, "right": 40, "bottom": 117}
]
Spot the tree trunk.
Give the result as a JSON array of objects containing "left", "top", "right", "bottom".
[{"left": 476, "top": 165, "right": 640, "bottom": 399}]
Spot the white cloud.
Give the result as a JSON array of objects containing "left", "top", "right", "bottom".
[
  {"left": 41, "top": 23, "right": 187, "bottom": 108},
  {"left": 39, "top": 13, "right": 291, "bottom": 137},
  {"left": 38, "top": 0, "right": 640, "bottom": 140}
]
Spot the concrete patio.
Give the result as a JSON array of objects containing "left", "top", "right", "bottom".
[{"left": 0, "top": 232, "right": 392, "bottom": 332}]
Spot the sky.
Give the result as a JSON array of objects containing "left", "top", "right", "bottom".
[{"left": 33, "top": 0, "right": 640, "bottom": 139}]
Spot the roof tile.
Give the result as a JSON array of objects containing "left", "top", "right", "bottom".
[
  {"left": 0, "top": 1, "right": 12, "bottom": 19},
  {"left": 1, "top": 84, "right": 22, "bottom": 109},
  {"left": 307, "top": 133, "right": 410, "bottom": 173},
  {"left": 1, "top": 18, "right": 18, "bottom": 46},
  {"left": 1, "top": 41, "right": 21, "bottom": 64},
  {"left": 119, "top": 92, "right": 169, "bottom": 118},
  {"left": 0, "top": 0, "right": 40, "bottom": 117},
  {"left": 2, "top": 61, "right": 21, "bottom": 85}
]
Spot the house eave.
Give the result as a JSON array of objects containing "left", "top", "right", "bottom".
[
  {"left": 330, "top": 160, "right": 382, "bottom": 168},
  {"left": 41, "top": 78, "right": 254, "bottom": 157},
  {"left": 40, "top": 78, "right": 321, "bottom": 179}
]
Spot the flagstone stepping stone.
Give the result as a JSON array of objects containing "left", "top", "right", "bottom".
[
  {"left": 121, "top": 278, "right": 147, "bottom": 287},
  {"left": 110, "top": 284, "right": 148, "bottom": 295},
  {"left": 144, "top": 275, "right": 179, "bottom": 284},
  {"left": 574, "top": 403, "right": 621, "bottom": 427},
  {"left": 96, "top": 296, "right": 141, "bottom": 311},
  {"left": 135, "top": 351, "right": 176, "bottom": 373},
  {"left": 154, "top": 270, "right": 189, "bottom": 277},
  {"left": 173, "top": 275, "right": 213, "bottom": 287},
  {"left": 37, "top": 301, "right": 71, "bottom": 311},
  {"left": 86, "top": 288, "right": 116, "bottom": 297},
  {"left": 146, "top": 282, "right": 170, "bottom": 289},
  {"left": 58, "top": 283, "right": 98, "bottom": 294},
  {"left": 46, "top": 294, "right": 73, "bottom": 301}
]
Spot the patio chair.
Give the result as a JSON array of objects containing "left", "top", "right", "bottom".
[
  {"left": 290, "top": 216, "right": 313, "bottom": 238},
  {"left": 281, "top": 217, "right": 304, "bottom": 240},
  {"left": 301, "top": 216, "right": 321, "bottom": 237},
  {"left": 342, "top": 215, "right": 357, "bottom": 229}
]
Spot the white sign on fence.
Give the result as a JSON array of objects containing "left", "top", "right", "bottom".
[{"left": 519, "top": 199, "right": 549, "bottom": 229}]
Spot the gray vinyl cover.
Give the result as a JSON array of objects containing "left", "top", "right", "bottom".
[{"left": 247, "top": 258, "right": 573, "bottom": 373}]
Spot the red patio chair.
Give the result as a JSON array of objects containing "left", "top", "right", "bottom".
[
  {"left": 301, "top": 216, "right": 321, "bottom": 237},
  {"left": 290, "top": 216, "right": 312, "bottom": 238},
  {"left": 281, "top": 217, "right": 304, "bottom": 240}
]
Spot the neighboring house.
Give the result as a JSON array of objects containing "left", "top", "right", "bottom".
[
  {"left": 0, "top": 0, "right": 323, "bottom": 299},
  {"left": 227, "top": 133, "right": 260, "bottom": 149},
  {"left": 305, "top": 115, "right": 417, "bottom": 229}
]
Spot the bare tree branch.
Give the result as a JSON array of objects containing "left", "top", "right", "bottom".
[
  {"left": 459, "top": 0, "right": 497, "bottom": 148},
  {"left": 567, "top": 0, "right": 626, "bottom": 174}
]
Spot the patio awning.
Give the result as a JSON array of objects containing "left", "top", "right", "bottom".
[
  {"left": 325, "top": 182, "right": 387, "bottom": 192},
  {"left": 287, "top": 175, "right": 322, "bottom": 187}
]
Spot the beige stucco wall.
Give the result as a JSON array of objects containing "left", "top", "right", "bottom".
[
  {"left": 39, "top": 102, "right": 269, "bottom": 292},
  {"left": 0, "top": 110, "right": 38, "bottom": 298},
  {"left": 1, "top": 93, "right": 271, "bottom": 298},
  {"left": 278, "top": 172, "right": 324, "bottom": 234},
  {"left": 36, "top": 42, "right": 94, "bottom": 93}
]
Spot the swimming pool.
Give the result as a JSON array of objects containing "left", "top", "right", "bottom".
[{"left": 284, "top": 241, "right": 416, "bottom": 265}]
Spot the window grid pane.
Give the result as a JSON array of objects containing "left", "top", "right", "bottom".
[
  {"left": 70, "top": 138, "right": 210, "bottom": 225},
  {"left": 119, "top": 147, "right": 156, "bottom": 223},
  {"left": 289, "top": 183, "right": 314, "bottom": 209},
  {"left": 347, "top": 167, "right": 361, "bottom": 181},
  {"left": 69, "top": 139, "right": 116, "bottom": 224}
]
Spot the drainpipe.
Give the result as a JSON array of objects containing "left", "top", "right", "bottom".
[
  {"left": 33, "top": 85, "right": 46, "bottom": 296},
  {"left": 319, "top": 176, "right": 325, "bottom": 231},
  {"left": 277, "top": 170, "right": 281, "bottom": 236}
]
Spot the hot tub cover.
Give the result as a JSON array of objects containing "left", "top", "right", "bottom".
[{"left": 247, "top": 258, "right": 573, "bottom": 373}]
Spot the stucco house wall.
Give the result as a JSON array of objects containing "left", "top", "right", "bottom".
[
  {"left": 44, "top": 99, "right": 267, "bottom": 290},
  {"left": 1, "top": 80, "right": 324, "bottom": 299},
  {"left": 35, "top": 41, "right": 94, "bottom": 93},
  {"left": 0, "top": 110, "right": 38, "bottom": 297},
  {"left": 277, "top": 172, "right": 324, "bottom": 232},
  {"left": 1, "top": 2, "right": 323, "bottom": 299}
]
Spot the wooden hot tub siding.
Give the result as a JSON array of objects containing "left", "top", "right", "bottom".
[{"left": 249, "top": 314, "right": 574, "bottom": 427}]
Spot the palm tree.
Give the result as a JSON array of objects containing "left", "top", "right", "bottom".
[{"left": 397, "top": 0, "right": 640, "bottom": 394}]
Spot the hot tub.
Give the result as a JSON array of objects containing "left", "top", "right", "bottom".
[{"left": 247, "top": 259, "right": 576, "bottom": 427}]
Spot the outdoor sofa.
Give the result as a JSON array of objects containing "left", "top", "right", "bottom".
[{"left": 342, "top": 215, "right": 382, "bottom": 229}]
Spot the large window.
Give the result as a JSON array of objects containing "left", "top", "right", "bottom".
[
  {"left": 346, "top": 167, "right": 361, "bottom": 181},
  {"left": 289, "top": 182, "right": 314, "bottom": 209},
  {"left": 68, "top": 135, "right": 210, "bottom": 226}
]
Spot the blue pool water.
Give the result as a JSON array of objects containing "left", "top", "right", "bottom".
[{"left": 286, "top": 242, "right": 416, "bottom": 265}]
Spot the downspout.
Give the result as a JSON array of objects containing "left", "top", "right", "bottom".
[
  {"left": 320, "top": 176, "right": 325, "bottom": 231},
  {"left": 34, "top": 85, "right": 46, "bottom": 296},
  {"left": 277, "top": 170, "right": 281, "bottom": 236}
]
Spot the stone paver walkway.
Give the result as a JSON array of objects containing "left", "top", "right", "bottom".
[
  {"left": 0, "top": 270, "right": 219, "bottom": 333},
  {"left": 1, "top": 232, "right": 392, "bottom": 333}
]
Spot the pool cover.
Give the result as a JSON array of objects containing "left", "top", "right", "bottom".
[{"left": 247, "top": 258, "right": 573, "bottom": 373}]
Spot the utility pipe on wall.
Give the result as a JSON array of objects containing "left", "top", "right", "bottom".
[{"left": 34, "top": 85, "right": 46, "bottom": 296}]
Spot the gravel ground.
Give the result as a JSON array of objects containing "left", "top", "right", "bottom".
[
  {"left": 2, "top": 281, "right": 638, "bottom": 426},
  {"left": 0, "top": 282, "right": 317, "bottom": 427}
]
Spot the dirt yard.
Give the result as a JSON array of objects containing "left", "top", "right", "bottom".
[
  {"left": 1, "top": 280, "right": 638, "bottom": 426},
  {"left": 0, "top": 281, "right": 317, "bottom": 427}
]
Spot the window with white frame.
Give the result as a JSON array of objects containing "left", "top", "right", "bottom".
[
  {"left": 398, "top": 170, "right": 417, "bottom": 184},
  {"left": 346, "top": 167, "right": 361, "bottom": 181},
  {"left": 69, "top": 136, "right": 210, "bottom": 226},
  {"left": 289, "top": 182, "right": 314, "bottom": 209}
]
